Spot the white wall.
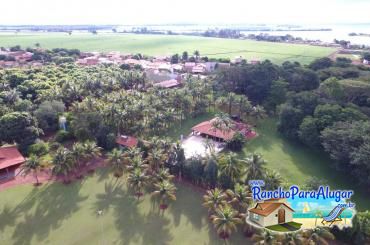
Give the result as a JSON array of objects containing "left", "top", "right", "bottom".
[{"left": 263, "top": 205, "right": 293, "bottom": 227}]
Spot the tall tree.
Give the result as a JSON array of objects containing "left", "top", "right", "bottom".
[
  {"left": 241, "top": 153, "right": 266, "bottom": 181},
  {"left": 127, "top": 168, "right": 149, "bottom": 199},
  {"left": 0, "top": 112, "right": 42, "bottom": 152},
  {"left": 107, "top": 148, "right": 125, "bottom": 180},
  {"left": 152, "top": 180, "right": 177, "bottom": 212},
  {"left": 203, "top": 188, "right": 227, "bottom": 214},
  {"left": 20, "top": 155, "right": 42, "bottom": 186},
  {"left": 211, "top": 205, "right": 242, "bottom": 242},
  {"left": 52, "top": 148, "right": 73, "bottom": 183}
]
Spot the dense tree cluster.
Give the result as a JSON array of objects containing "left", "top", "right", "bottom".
[{"left": 216, "top": 57, "right": 370, "bottom": 187}]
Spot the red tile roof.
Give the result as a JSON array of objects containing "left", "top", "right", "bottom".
[
  {"left": 192, "top": 118, "right": 258, "bottom": 141},
  {"left": 249, "top": 202, "right": 294, "bottom": 217},
  {"left": 191, "top": 120, "right": 235, "bottom": 141},
  {"left": 116, "top": 135, "right": 138, "bottom": 148},
  {"left": 154, "top": 79, "right": 181, "bottom": 88},
  {"left": 0, "top": 146, "right": 25, "bottom": 170}
]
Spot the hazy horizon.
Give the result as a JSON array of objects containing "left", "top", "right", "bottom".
[{"left": 1, "top": 0, "right": 370, "bottom": 26}]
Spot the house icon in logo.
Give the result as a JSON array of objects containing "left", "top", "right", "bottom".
[{"left": 248, "top": 198, "right": 295, "bottom": 228}]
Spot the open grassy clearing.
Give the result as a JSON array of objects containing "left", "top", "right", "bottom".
[
  {"left": 0, "top": 33, "right": 336, "bottom": 64},
  {"left": 0, "top": 168, "right": 249, "bottom": 245}
]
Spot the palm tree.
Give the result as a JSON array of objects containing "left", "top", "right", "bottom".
[
  {"left": 237, "top": 95, "right": 252, "bottom": 119},
  {"left": 153, "top": 168, "right": 174, "bottom": 183},
  {"left": 152, "top": 180, "right": 177, "bottom": 211},
  {"left": 226, "top": 183, "right": 251, "bottom": 214},
  {"left": 147, "top": 148, "right": 167, "bottom": 172},
  {"left": 194, "top": 50, "right": 200, "bottom": 60},
  {"left": 303, "top": 227, "right": 335, "bottom": 245},
  {"left": 52, "top": 148, "right": 73, "bottom": 183},
  {"left": 203, "top": 188, "right": 227, "bottom": 214},
  {"left": 218, "top": 152, "right": 245, "bottom": 185},
  {"left": 127, "top": 168, "right": 149, "bottom": 199},
  {"left": 21, "top": 155, "right": 42, "bottom": 186},
  {"left": 314, "top": 210, "right": 323, "bottom": 226},
  {"left": 107, "top": 148, "right": 125, "bottom": 180},
  {"left": 263, "top": 169, "right": 283, "bottom": 190},
  {"left": 83, "top": 140, "right": 102, "bottom": 162},
  {"left": 211, "top": 205, "right": 242, "bottom": 242},
  {"left": 70, "top": 142, "right": 86, "bottom": 177},
  {"left": 249, "top": 105, "right": 267, "bottom": 126},
  {"left": 211, "top": 113, "right": 233, "bottom": 135},
  {"left": 241, "top": 153, "right": 266, "bottom": 181},
  {"left": 126, "top": 154, "right": 147, "bottom": 172}
]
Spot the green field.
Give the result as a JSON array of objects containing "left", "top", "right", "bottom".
[
  {"left": 0, "top": 33, "right": 336, "bottom": 64},
  {"left": 0, "top": 169, "right": 249, "bottom": 245}
]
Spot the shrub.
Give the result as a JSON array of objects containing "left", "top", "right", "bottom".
[
  {"left": 49, "top": 142, "right": 62, "bottom": 151},
  {"left": 226, "top": 132, "right": 246, "bottom": 151},
  {"left": 27, "top": 141, "right": 49, "bottom": 156},
  {"left": 55, "top": 130, "right": 73, "bottom": 143}
]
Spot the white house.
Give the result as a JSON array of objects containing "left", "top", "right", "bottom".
[
  {"left": 248, "top": 199, "right": 294, "bottom": 227},
  {"left": 363, "top": 59, "right": 369, "bottom": 65}
]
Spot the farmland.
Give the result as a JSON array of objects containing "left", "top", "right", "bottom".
[{"left": 0, "top": 33, "right": 336, "bottom": 64}]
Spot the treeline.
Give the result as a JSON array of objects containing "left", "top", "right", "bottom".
[{"left": 1, "top": 45, "right": 80, "bottom": 64}]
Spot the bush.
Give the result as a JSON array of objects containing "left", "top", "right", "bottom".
[
  {"left": 226, "top": 132, "right": 246, "bottom": 151},
  {"left": 55, "top": 130, "right": 73, "bottom": 143},
  {"left": 49, "top": 142, "right": 62, "bottom": 151},
  {"left": 27, "top": 141, "right": 49, "bottom": 156}
]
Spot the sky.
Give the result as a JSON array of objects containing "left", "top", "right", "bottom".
[{"left": 0, "top": 0, "right": 370, "bottom": 25}]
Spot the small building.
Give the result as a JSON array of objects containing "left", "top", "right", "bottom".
[
  {"left": 184, "top": 62, "right": 196, "bottom": 73},
  {"left": 85, "top": 57, "right": 99, "bottom": 66},
  {"left": 205, "top": 62, "right": 217, "bottom": 72},
  {"left": 216, "top": 62, "right": 231, "bottom": 71},
  {"left": 250, "top": 59, "right": 261, "bottom": 65},
  {"left": 154, "top": 79, "right": 181, "bottom": 89},
  {"left": 248, "top": 199, "right": 294, "bottom": 227},
  {"left": 116, "top": 135, "right": 138, "bottom": 148},
  {"left": 192, "top": 64, "right": 206, "bottom": 74},
  {"left": 191, "top": 119, "right": 235, "bottom": 141},
  {"left": 123, "top": 58, "right": 141, "bottom": 67},
  {"left": 231, "top": 56, "right": 244, "bottom": 64},
  {"left": 363, "top": 59, "right": 369, "bottom": 65},
  {"left": 0, "top": 146, "right": 25, "bottom": 180},
  {"left": 158, "top": 63, "right": 172, "bottom": 73},
  {"left": 191, "top": 118, "right": 257, "bottom": 142},
  {"left": 171, "top": 64, "right": 183, "bottom": 72}
]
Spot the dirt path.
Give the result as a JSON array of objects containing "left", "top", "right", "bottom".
[{"left": 0, "top": 157, "right": 107, "bottom": 192}]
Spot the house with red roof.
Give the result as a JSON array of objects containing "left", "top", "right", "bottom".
[
  {"left": 116, "top": 135, "right": 138, "bottom": 148},
  {"left": 248, "top": 199, "right": 294, "bottom": 227},
  {"left": 154, "top": 79, "right": 181, "bottom": 89},
  {"left": 191, "top": 118, "right": 257, "bottom": 142},
  {"left": 0, "top": 146, "right": 25, "bottom": 179}
]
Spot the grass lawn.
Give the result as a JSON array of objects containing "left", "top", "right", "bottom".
[
  {"left": 0, "top": 168, "right": 250, "bottom": 245},
  {"left": 0, "top": 33, "right": 336, "bottom": 64},
  {"left": 266, "top": 222, "right": 302, "bottom": 232},
  {"left": 288, "top": 222, "right": 303, "bottom": 229}
]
